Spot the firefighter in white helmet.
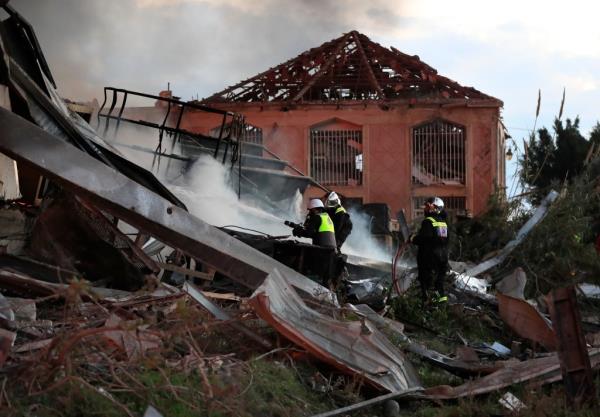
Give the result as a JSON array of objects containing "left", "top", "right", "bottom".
[
  {"left": 292, "top": 198, "right": 336, "bottom": 248},
  {"left": 410, "top": 197, "right": 450, "bottom": 306},
  {"left": 325, "top": 191, "right": 353, "bottom": 252}
]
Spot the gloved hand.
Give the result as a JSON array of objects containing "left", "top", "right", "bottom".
[
  {"left": 292, "top": 226, "right": 303, "bottom": 237},
  {"left": 408, "top": 233, "right": 416, "bottom": 243}
]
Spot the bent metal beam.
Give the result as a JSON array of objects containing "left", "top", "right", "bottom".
[{"left": 0, "top": 107, "right": 335, "bottom": 303}]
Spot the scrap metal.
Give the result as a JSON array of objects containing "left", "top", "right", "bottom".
[
  {"left": 350, "top": 304, "right": 501, "bottom": 377},
  {"left": 497, "top": 293, "right": 556, "bottom": 351},
  {"left": 98, "top": 87, "right": 244, "bottom": 164},
  {"left": 495, "top": 267, "right": 527, "bottom": 299},
  {"left": 426, "top": 348, "right": 600, "bottom": 400},
  {"left": 548, "top": 286, "right": 596, "bottom": 407},
  {"left": 0, "top": 16, "right": 185, "bottom": 209},
  {"left": 461, "top": 190, "right": 559, "bottom": 279},
  {"left": 310, "top": 387, "right": 423, "bottom": 417},
  {"left": 248, "top": 269, "right": 421, "bottom": 392},
  {"left": 0, "top": 107, "right": 337, "bottom": 304}
]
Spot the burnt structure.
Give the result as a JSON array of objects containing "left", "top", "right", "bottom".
[{"left": 187, "top": 30, "right": 505, "bottom": 220}]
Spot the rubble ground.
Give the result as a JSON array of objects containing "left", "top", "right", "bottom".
[
  {"left": 0, "top": 289, "right": 370, "bottom": 417},
  {"left": 2, "top": 4, "right": 600, "bottom": 412}
]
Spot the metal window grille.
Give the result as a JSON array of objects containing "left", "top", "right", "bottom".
[
  {"left": 310, "top": 129, "right": 363, "bottom": 186},
  {"left": 412, "top": 120, "right": 465, "bottom": 185},
  {"left": 210, "top": 123, "right": 263, "bottom": 144},
  {"left": 412, "top": 196, "right": 466, "bottom": 219}
]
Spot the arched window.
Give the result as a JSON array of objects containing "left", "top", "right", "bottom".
[
  {"left": 310, "top": 122, "right": 363, "bottom": 186},
  {"left": 412, "top": 119, "right": 465, "bottom": 185}
]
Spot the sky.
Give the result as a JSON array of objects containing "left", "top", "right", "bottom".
[{"left": 8, "top": 0, "right": 600, "bottom": 190}]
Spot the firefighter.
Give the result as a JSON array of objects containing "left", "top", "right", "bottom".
[
  {"left": 325, "top": 191, "right": 353, "bottom": 251},
  {"left": 410, "top": 197, "right": 450, "bottom": 306},
  {"left": 292, "top": 198, "right": 337, "bottom": 248}
]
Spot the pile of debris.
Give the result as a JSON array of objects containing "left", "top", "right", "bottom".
[{"left": 1, "top": 3, "right": 600, "bottom": 417}]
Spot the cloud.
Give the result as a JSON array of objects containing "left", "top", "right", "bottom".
[
  {"left": 7, "top": 0, "right": 600, "bottom": 150},
  {"left": 10, "top": 0, "right": 414, "bottom": 102},
  {"left": 555, "top": 74, "right": 599, "bottom": 93},
  {"left": 403, "top": 0, "right": 600, "bottom": 59}
]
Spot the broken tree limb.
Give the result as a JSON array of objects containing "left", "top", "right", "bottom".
[{"left": 0, "top": 268, "right": 131, "bottom": 300}]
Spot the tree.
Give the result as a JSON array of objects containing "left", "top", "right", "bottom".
[
  {"left": 520, "top": 117, "right": 591, "bottom": 204},
  {"left": 590, "top": 122, "right": 600, "bottom": 148},
  {"left": 553, "top": 117, "right": 589, "bottom": 181},
  {"left": 520, "top": 127, "right": 556, "bottom": 203}
]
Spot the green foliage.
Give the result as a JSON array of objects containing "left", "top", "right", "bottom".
[
  {"left": 450, "top": 189, "right": 524, "bottom": 262},
  {"left": 520, "top": 117, "right": 591, "bottom": 204},
  {"left": 414, "top": 360, "right": 462, "bottom": 388},
  {"left": 0, "top": 359, "right": 347, "bottom": 417},
  {"left": 389, "top": 287, "right": 505, "bottom": 352},
  {"left": 511, "top": 161, "right": 600, "bottom": 295},
  {"left": 590, "top": 122, "right": 600, "bottom": 147}
]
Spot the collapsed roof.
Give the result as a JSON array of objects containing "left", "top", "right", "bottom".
[{"left": 203, "top": 30, "right": 502, "bottom": 105}]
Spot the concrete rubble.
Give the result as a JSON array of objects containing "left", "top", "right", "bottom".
[{"left": 1, "top": 3, "right": 600, "bottom": 416}]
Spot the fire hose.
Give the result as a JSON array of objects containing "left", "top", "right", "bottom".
[{"left": 390, "top": 239, "right": 410, "bottom": 296}]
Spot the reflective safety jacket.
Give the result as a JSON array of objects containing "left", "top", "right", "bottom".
[
  {"left": 326, "top": 205, "right": 353, "bottom": 249},
  {"left": 299, "top": 211, "right": 337, "bottom": 248},
  {"left": 412, "top": 211, "right": 449, "bottom": 266}
]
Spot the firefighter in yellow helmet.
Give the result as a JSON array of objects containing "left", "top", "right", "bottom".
[{"left": 292, "top": 198, "right": 337, "bottom": 248}]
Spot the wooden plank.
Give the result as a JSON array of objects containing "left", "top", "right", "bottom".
[
  {"left": 200, "top": 291, "right": 241, "bottom": 302},
  {"left": 158, "top": 262, "right": 214, "bottom": 281}
]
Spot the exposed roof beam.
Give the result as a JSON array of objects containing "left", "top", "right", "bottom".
[
  {"left": 203, "top": 35, "right": 344, "bottom": 103},
  {"left": 351, "top": 31, "right": 385, "bottom": 99},
  {"left": 290, "top": 32, "right": 353, "bottom": 103}
]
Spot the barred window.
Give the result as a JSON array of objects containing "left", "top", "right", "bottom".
[
  {"left": 310, "top": 129, "right": 363, "bottom": 186},
  {"left": 412, "top": 120, "right": 465, "bottom": 185}
]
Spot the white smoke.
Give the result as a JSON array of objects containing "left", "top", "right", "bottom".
[
  {"left": 343, "top": 209, "right": 393, "bottom": 262},
  {"left": 170, "top": 155, "right": 304, "bottom": 237},
  {"left": 96, "top": 118, "right": 395, "bottom": 262},
  {"left": 167, "top": 154, "right": 393, "bottom": 262}
]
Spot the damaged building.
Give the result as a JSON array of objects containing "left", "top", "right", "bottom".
[
  {"left": 1, "top": 3, "right": 600, "bottom": 416},
  {"left": 115, "top": 31, "right": 505, "bottom": 221},
  {"left": 189, "top": 31, "right": 506, "bottom": 220}
]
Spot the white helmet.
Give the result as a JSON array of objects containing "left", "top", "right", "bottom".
[
  {"left": 308, "top": 198, "right": 324, "bottom": 210},
  {"left": 426, "top": 197, "right": 444, "bottom": 211},
  {"left": 325, "top": 191, "right": 341, "bottom": 208}
]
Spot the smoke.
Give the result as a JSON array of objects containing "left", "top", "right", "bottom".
[
  {"left": 159, "top": 153, "right": 393, "bottom": 262},
  {"left": 87, "top": 112, "right": 200, "bottom": 188},
  {"left": 344, "top": 209, "right": 393, "bottom": 262},
  {"left": 12, "top": 0, "right": 408, "bottom": 103},
  {"left": 169, "top": 155, "right": 305, "bottom": 237}
]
